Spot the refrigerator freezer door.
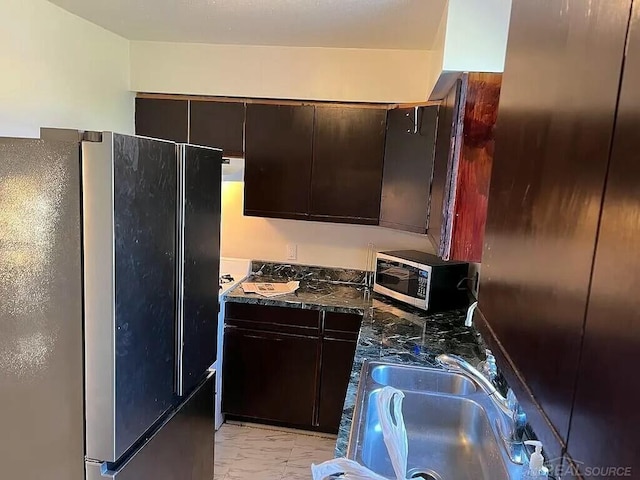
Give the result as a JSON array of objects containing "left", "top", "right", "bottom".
[
  {"left": 0, "top": 137, "right": 85, "bottom": 479},
  {"left": 176, "top": 144, "right": 222, "bottom": 396},
  {"left": 86, "top": 373, "right": 215, "bottom": 480},
  {"left": 84, "top": 133, "right": 178, "bottom": 462}
]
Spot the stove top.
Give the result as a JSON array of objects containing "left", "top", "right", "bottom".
[
  {"left": 218, "top": 258, "right": 251, "bottom": 298},
  {"left": 219, "top": 274, "right": 235, "bottom": 290}
]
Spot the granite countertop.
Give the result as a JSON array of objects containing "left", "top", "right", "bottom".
[
  {"left": 222, "top": 261, "right": 485, "bottom": 458},
  {"left": 224, "top": 273, "right": 371, "bottom": 314},
  {"left": 334, "top": 296, "right": 484, "bottom": 457}
]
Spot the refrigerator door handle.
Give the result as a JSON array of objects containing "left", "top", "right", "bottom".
[{"left": 175, "top": 145, "right": 187, "bottom": 396}]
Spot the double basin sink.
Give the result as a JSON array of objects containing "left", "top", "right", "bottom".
[{"left": 347, "top": 362, "right": 524, "bottom": 480}]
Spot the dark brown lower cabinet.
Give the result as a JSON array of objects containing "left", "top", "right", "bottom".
[
  {"left": 222, "top": 304, "right": 362, "bottom": 433},
  {"left": 222, "top": 327, "right": 319, "bottom": 427}
]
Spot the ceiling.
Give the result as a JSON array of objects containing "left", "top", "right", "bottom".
[{"left": 48, "top": 0, "right": 447, "bottom": 50}]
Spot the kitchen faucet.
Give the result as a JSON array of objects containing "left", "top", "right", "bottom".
[{"left": 436, "top": 353, "right": 527, "bottom": 464}]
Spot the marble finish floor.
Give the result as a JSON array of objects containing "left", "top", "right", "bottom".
[{"left": 214, "top": 423, "right": 336, "bottom": 480}]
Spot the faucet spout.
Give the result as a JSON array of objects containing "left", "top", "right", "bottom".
[
  {"left": 435, "top": 354, "right": 511, "bottom": 417},
  {"left": 436, "top": 353, "right": 527, "bottom": 464}
]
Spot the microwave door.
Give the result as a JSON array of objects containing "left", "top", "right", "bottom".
[
  {"left": 375, "top": 258, "right": 429, "bottom": 310},
  {"left": 378, "top": 266, "right": 412, "bottom": 292}
]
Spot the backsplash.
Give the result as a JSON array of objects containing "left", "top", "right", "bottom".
[{"left": 250, "top": 260, "right": 367, "bottom": 285}]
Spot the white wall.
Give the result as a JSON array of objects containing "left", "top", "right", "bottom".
[
  {"left": 442, "top": 0, "right": 512, "bottom": 72},
  {"left": 131, "top": 42, "right": 433, "bottom": 103},
  {"left": 427, "top": 0, "right": 512, "bottom": 99},
  {"left": 0, "top": 0, "right": 133, "bottom": 138},
  {"left": 130, "top": 41, "right": 437, "bottom": 269},
  {"left": 221, "top": 181, "right": 434, "bottom": 270}
]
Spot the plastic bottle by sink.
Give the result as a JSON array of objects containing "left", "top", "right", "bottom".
[{"left": 522, "top": 441, "right": 549, "bottom": 479}]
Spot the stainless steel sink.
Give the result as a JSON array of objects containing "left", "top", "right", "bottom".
[
  {"left": 347, "top": 362, "right": 524, "bottom": 480},
  {"left": 370, "top": 364, "right": 477, "bottom": 395}
]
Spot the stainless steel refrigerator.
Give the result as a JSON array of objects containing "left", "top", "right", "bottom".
[{"left": 0, "top": 129, "right": 222, "bottom": 479}]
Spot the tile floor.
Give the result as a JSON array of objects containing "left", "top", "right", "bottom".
[{"left": 214, "top": 423, "right": 337, "bottom": 480}]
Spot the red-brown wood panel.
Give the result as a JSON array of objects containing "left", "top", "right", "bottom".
[{"left": 448, "top": 73, "right": 501, "bottom": 263}]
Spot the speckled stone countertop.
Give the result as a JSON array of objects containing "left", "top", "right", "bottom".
[
  {"left": 224, "top": 261, "right": 371, "bottom": 314},
  {"left": 334, "top": 297, "right": 484, "bottom": 458},
  {"left": 222, "top": 261, "right": 485, "bottom": 458}
]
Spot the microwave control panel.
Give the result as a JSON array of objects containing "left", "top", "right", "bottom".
[{"left": 417, "top": 270, "right": 429, "bottom": 299}]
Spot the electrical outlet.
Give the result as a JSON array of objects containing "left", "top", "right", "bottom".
[{"left": 286, "top": 244, "right": 297, "bottom": 261}]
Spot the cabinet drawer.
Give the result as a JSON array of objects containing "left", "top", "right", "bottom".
[
  {"left": 225, "top": 302, "right": 320, "bottom": 335},
  {"left": 324, "top": 312, "right": 363, "bottom": 333},
  {"left": 324, "top": 311, "right": 363, "bottom": 341}
]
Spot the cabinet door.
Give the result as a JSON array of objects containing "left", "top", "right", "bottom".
[
  {"left": 318, "top": 338, "right": 357, "bottom": 433},
  {"left": 135, "top": 98, "right": 188, "bottom": 143},
  {"left": 567, "top": 1, "right": 640, "bottom": 475},
  {"left": 244, "top": 104, "right": 314, "bottom": 220},
  {"left": 428, "top": 81, "right": 461, "bottom": 251},
  {"left": 310, "top": 107, "right": 387, "bottom": 225},
  {"left": 477, "top": 0, "right": 630, "bottom": 459},
  {"left": 318, "top": 312, "right": 362, "bottom": 432},
  {"left": 222, "top": 327, "right": 319, "bottom": 427},
  {"left": 189, "top": 101, "right": 245, "bottom": 156},
  {"left": 380, "top": 106, "right": 438, "bottom": 234}
]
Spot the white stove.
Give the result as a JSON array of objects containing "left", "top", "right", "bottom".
[
  {"left": 214, "top": 257, "right": 250, "bottom": 430},
  {"left": 219, "top": 273, "right": 237, "bottom": 296}
]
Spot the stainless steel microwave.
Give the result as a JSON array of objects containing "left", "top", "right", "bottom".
[{"left": 373, "top": 250, "right": 469, "bottom": 312}]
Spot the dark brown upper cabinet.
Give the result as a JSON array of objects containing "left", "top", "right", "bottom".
[
  {"left": 135, "top": 98, "right": 188, "bottom": 143},
  {"left": 310, "top": 106, "right": 387, "bottom": 225},
  {"left": 567, "top": 0, "right": 640, "bottom": 475},
  {"left": 379, "top": 106, "right": 438, "bottom": 234},
  {"left": 244, "top": 103, "right": 314, "bottom": 220},
  {"left": 189, "top": 101, "right": 245, "bottom": 157},
  {"left": 429, "top": 73, "right": 502, "bottom": 263},
  {"left": 475, "top": 0, "right": 630, "bottom": 462}
]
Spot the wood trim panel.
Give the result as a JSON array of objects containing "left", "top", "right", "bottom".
[{"left": 448, "top": 73, "right": 502, "bottom": 262}]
